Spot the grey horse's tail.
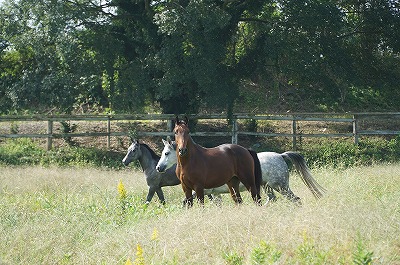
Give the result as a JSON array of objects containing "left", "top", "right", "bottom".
[{"left": 281, "top": 151, "right": 326, "bottom": 199}]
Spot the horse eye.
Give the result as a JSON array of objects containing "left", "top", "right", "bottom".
[{"left": 165, "top": 151, "right": 170, "bottom": 156}]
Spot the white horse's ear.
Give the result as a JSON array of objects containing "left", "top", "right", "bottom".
[
  {"left": 162, "top": 139, "right": 168, "bottom": 145},
  {"left": 166, "top": 135, "right": 172, "bottom": 144}
]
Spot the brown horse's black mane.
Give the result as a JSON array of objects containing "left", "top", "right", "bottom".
[{"left": 141, "top": 143, "right": 160, "bottom": 161}]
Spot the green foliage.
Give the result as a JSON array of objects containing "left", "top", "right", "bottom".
[
  {"left": 0, "top": 138, "right": 45, "bottom": 165},
  {"left": 243, "top": 119, "right": 258, "bottom": 133},
  {"left": 301, "top": 136, "right": 400, "bottom": 168},
  {"left": 59, "top": 121, "right": 78, "bottom": 146},
  {"left": 10, "top": 122, "right": 19, "bottom": 134},
  {"left": 250, "top": 241, "right": 281, "bottom": 265},
  {"left": 353, "top": 236, "right": 374, "bottom": 265},
  {"left": 0, "top": 139, "right": 124, "bottom": 168},
  {"left": 2, "top": 135, "right": 400, "bottom": 170},
  {"left": 295, "top": 233, "right": 328, "bottom": 265},
  {"left": 223, "top": 251, "right": 244, "bottom": 265}
]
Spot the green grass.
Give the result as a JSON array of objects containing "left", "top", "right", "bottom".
[{"left": 1, "top": 164, "right": 399, "bottom": 264}]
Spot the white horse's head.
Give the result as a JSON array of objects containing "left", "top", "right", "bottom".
[{"left": 156, "top": 138, "right": 177, "bottom": 173}]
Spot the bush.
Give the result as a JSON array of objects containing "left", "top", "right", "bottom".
[
  {"left": 1, "top": 136, "right": 400, "bottom": 169},
  {"left": 301, "top": 135, "right": 400, "bottom": 168},
  {"left": 0, "top": 138, "right": 45, "bottom": 165},
  {"left": 0, "top": 139, "right": 125, "bottom": 169}
]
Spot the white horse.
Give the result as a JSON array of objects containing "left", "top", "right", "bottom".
[{"left": 156, "top": 138, "right": 326, "bottom": 203}]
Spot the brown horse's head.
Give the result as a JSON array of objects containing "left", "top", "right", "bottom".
[{"left": 174, "top": 116, "right": 190, "bottom": 157}]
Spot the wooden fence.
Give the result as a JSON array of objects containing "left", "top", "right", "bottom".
[{"left": 1, "top": 113, "right": 399, "bottom": 150}]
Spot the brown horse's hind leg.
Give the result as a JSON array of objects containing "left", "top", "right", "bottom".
[
  {"left": 248, "top": 184, "right": 261, "bottom": 205},
  {"left": 227, "top": 178, "right": 242, "bottom": 204}
]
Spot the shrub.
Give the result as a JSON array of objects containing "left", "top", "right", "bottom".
[
  {"left": 301, "top": 136, "right": 400, "bottom": 168},
  {"left": 0, "top": 139, "right": 125, "bottom": 168},
  {"left": 0, "top": 138, "right": 45, "bottom": 165},
  {"left": 1, "top": 136, "right": 400, "bottom": 169}
]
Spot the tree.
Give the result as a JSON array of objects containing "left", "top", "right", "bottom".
[
  {"left": 1, "top": 0, "right": 399, "bottom": 114},
  {"left": 0, "top": 0, "right": 106, "bottom": 113}
]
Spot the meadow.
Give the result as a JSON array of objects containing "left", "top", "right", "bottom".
[{"left": 0, "top": 164, "right": 399, "bottom": 264}]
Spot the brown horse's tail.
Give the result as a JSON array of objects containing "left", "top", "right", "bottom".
[
  {"left": 281, "top": 151, "right": 327, "bottom": 199},
  {"left": 248, "top": 149, "right": 262, "bottom": 195}
]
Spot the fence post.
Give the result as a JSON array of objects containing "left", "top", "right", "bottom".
[
  {"left": 292, "top": 117, "right": 297, "bottom": 150},
  {"left": 47, "top": 120, "right": 53, "bottom": 151},
  {"left": 107, "top": 117, "right": 111, "bottom": 149},
  {"left": 231, "top": 118, "right": 238, "bottom": 144},
  {"left": 353, "top": 115, "right": 359, "bottom": 145}
]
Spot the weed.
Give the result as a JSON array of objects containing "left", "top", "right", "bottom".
[
  {"left": 60, "top": 121, "right": 78, "bottom": 146},
  {"left": 353, "top": 236, "right": 374, "bottom": 265},
  {"left": 10, "top": 122, "right": 19, "bottom": 134},
  {"left": 250, "top": 240, "right": 281, "bottom": 265},
  {"left": 294, "top": 232, "right": 328, "bottom": 265},
  {"left": 223, "top": 251, "right": 244, "bottom": 265}
]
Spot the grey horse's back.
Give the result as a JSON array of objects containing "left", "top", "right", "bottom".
[{"left": 257, "top": 152, "right": 289, "bottom": 188}]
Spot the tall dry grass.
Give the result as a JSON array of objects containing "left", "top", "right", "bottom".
[{"left": 0, "top": 164, "right": 399, "bottom": 264}]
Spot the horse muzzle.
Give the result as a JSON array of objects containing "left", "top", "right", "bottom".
[
  {"left": 156, "top": 164, "right": 166, "bottom": 173},
  {"left": 178, "top": 148, "right": 188, "bottom": 157},
  {"left": 122, "top": 158, "right": 130, "bottom": 166}
]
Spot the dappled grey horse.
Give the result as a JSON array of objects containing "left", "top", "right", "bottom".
[
  {"left": 122, "top": 139, "right": 180, "bottom": 204},
  {"left": 156, "top": 138, "right": 326, "bottom": 203}
]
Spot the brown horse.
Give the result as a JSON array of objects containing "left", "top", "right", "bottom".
[{"left": 174, "top": 116, "right": 262, "bottom": 206}]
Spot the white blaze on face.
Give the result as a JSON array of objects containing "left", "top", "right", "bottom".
[{"left": 156, "top": 139, "right": 177, "bottom": 172}]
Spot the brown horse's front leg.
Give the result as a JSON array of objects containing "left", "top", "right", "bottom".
[
  {"left": 182, "top": 184, "right": 193, "bottom": 208},
  {"left": 194, "top": 187, "right": 205, "bottom": 205}
]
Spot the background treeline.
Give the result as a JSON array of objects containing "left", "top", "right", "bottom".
[{"left": 1, "top": 0, "right": 399, "bottom": 115}]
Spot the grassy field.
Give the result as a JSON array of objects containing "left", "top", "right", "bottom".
[{"left": 0, "top": 164, "right": 399, "bottom": 264}]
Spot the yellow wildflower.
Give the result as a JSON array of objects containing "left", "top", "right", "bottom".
[
  {"left": 125, "top": 258, "right": 133, "bottom": 265},
  {"left": 151, "top": 228, "right": 159, "bottom": 241},
  {"left": 134, "top": 244, "right": 145, "bottom": 265},
  {"left": 117, "top": 179, "right": 127, "bottom": 200}
]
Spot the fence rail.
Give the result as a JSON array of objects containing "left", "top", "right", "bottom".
[{"left": 1, "top": 113, "right": 399, "bottom": 150}]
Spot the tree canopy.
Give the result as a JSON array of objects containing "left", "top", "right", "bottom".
[{"left": 1, "top": 0, "right": 399, "bottom": 114}]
